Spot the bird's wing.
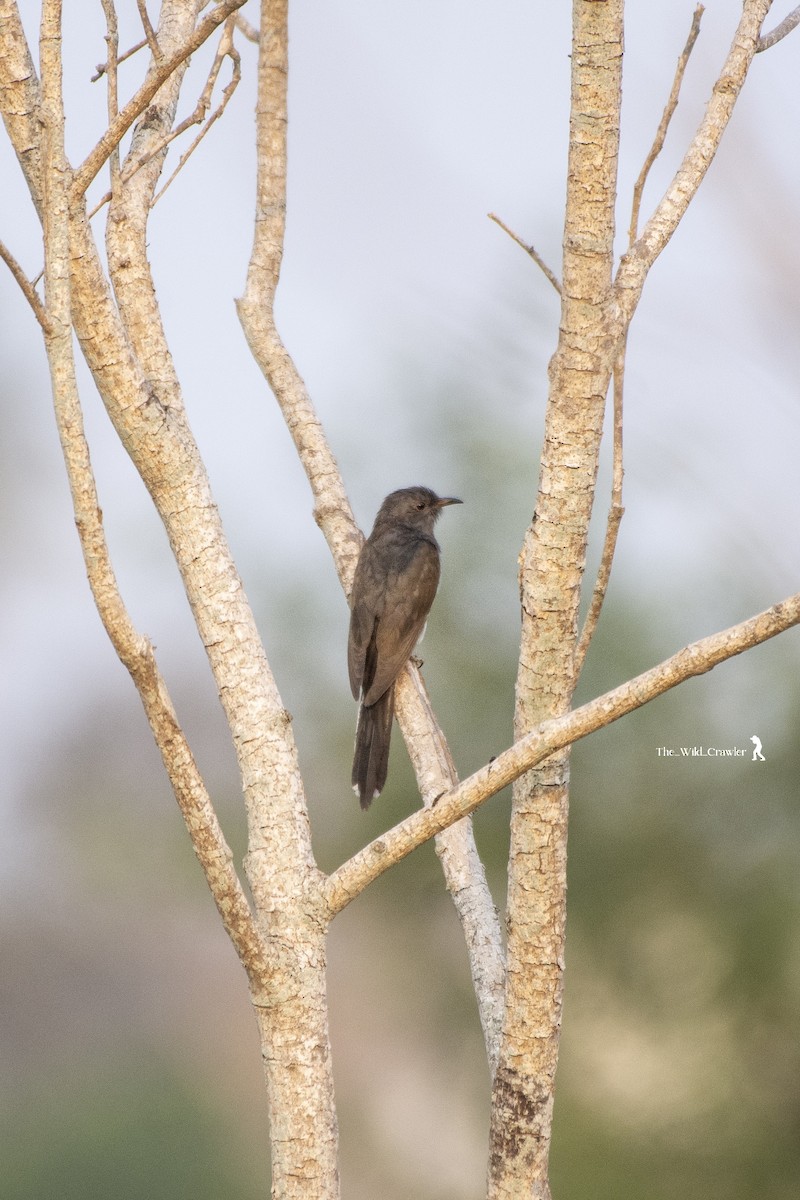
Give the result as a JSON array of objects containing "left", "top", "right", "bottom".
[
  {"left": 361, "top": 539, "right": 441, "bottom": 706},
  {"left": 348, "top": 545, "right": 380, "bottom": 700}
]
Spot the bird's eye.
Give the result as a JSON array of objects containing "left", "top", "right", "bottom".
[{"left": 415, "top": 502, "right": 425, "bottom": 510}]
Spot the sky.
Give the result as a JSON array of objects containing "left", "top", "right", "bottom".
[
  {"left": 2, "top": 1, "right": 799, "bottom": 861},
  {"left": 2, "top": 5, "right": 799, "bottom": 1196}
]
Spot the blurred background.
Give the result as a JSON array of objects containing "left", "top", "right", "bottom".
[{"left": 2, "top": 1, "right": 799, "bottom": 1197}]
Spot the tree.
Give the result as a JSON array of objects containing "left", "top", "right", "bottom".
[{"left": 1, "top": 1, "right": 798, "bottom": 1197}]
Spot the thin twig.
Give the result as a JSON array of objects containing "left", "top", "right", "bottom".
[
  {"left": 488, "top": 211, "right": 561, "bottom": 295},
  {"left": 118, "top": 19, "right": 238, "bottom": 192},
  {"left": 152, "top": 19, "right": 241, "bottom": 206},
  {"left": 613, "top": 1, "right": 771, "bottom": 334},
  {"left": 630, "top": 5, "right": 704, "bottom": 244},
  {"left": 233, "top": 12, "right": 259, "bottom": 43},
  {"left": 574, "top": 344, "right": 624, "bottom": 673},
  {"left": 87, "top": 19, "right": 241, "bottom": 219},
  {"left": 757, "top": 4, "right": 800, "bottom": 50},
  {"left": 136, "top": 0, "right": 162, "bottom": 62},
  {"left": 74, "top": 0, "right": 247, "bottom": 197},
  {"left": 99, "top": 0, "right": 121, "bottom": 193},
  {"left": 325, "top": 589, "right": 800, "bottom": 913},
  {"left": 0, "top": 239, "right": 51, "bottom": 332},
  {"left": 92, "top": 37, "right": 148, "bottom": 82},
  {"left": 86, "top": 188, "right": 112, "bottom": 220}
]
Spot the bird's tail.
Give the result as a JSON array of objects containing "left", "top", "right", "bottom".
[{"left": 352, "top": 685, "right": 395, "bottom": 808}]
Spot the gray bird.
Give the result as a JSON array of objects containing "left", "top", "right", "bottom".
[{"left": 347, "top": 486, "right": 462, "bottom": 808}]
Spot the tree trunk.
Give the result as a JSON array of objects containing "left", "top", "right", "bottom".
[{"left": 488, "top": 2, "right": 624, "bottom": 1194}]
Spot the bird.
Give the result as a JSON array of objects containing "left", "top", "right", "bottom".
[{"left": 347, "top": 486, "right": 462, "bottom": 808}]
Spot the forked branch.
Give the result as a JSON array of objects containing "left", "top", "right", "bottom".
[
  {"left": 152, "top": 17, "right": 240, "bottom": 206},
  {"left": 73, "top": 0, "right": 247, "bottom": 197},
  {"left": 613, "top": 0, "right": 772, "bottom": 334},
  {"left": 756, "top": 4, "right": 800, "bottom": 50},
  {"left": 576, "top": 4, "right": 704, "bottom": 673},
  {"left": 37, "top": 0, "right": 268, "bottom": 997},
  {"left": 237, "top": 0, "right": 506, "bottom": 1062},
  {"left": 629, "top": 4, "right": 704, "bottom": 244},
  {"left": 574, "top": 349, "right": 624, "bottom": 674},
  {"left": 92, "top": 17, "right": 242, "bottom": 214},
  {"left": 92, "top": 38, "right": 148, "bottom": 83},
  {"left": 136, "top": 0, "right": 162, "bottom": 62},
  {"left": 326, "top": 591, "right": 800, "bottom": 913}
]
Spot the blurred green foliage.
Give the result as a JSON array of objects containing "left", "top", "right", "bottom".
[
  {"left": 4, "top": 1060, "right": 267, "bottom": 1200},
  {"left": 4, "top": 364, "right": 799, "bottom": 1199}
]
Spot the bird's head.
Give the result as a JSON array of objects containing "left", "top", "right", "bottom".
[{"left": 377, "top": 486, "right": 463, "bottom": 532}]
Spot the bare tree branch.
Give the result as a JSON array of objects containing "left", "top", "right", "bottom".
[
  {"left": 84, "top": 8, "right": 340, "bottom": 1190},
  {"left": 629, "top": 4, "right": 704, "bottom": 244},
  {"left": 37, "top": 0, "right": 269, "bottom": 995},
  {"left": 326, "top": 590, "right": 800, "bottom": 912},
  {"left": 492, "top": 4, "right": 626, "bottom": 1188},
  {"left": 237, "top": 0, "right": 507, "bottom": 1067},
  {"left": 3, "top": 7, "right": 306, "bottom": 877},
  {"left": 88, "top": 16, "right": 242, "bottom": 219},
  {"left": 98, "top": 0, "right": 121, "bottom": 193},
  {"left": 0, "top": 238, "right": 51, "bottom": 331},
  {"left": 92, "top": 37, "right": 148, "bottom": 83},
  {"left": 136, "top": 0, "right": 162, "bottom": 62},
  {"left": 152, "top": 18, "right": 241, "bottom": 206},
  {"left": 395, "top": 665, "right": 506, "bottom": 1072},
  {"left": 574, "top": 348, "right": 624, "bottom": 673},
  {"left": 233, "top": 11, "right": 259, "bottom": 43},
  {"left": 576, "top": 8, "right": 704, "bottom": 674},
  {"left": 757, "top": 4, "right": 800, "bottom": 50},
  {"left": 3, "top": 0, "right": 312, "bottom": 1007},
  {"left": 612, "top": 0, "right": 772, "bottom": 341},
  {"left": 0, "top": 1, "right": 46, "bottom": 215},
  {"left": 237, "top": 0, "right": 355, "bottom": 573},
  {"left": 90, "top": 6, "right": 230, "bottom": 228},
  {"left": 488, "top": 211, "right": 561, "bottom": 295},
  {"left": 72, "top": 0, "right": 247, "bottom": 198}
]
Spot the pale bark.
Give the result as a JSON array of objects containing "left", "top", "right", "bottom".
[
  {"left": 757, "top": 4, "right": 800, "bottom": 51},
  {"left": 487, "top": 4, "right": 624, "bottom": 1194},
  {"left": 486, "top": 2, "right": 774, "bottom": 1194},
  {"left": 326, "top": 592, "right": 800, "bottom": 908},
  {"left": 576, "top": 3, "right": 706, "bottom": 674},
  {"left": 71, "top": 0, "right": 247, "bottom": 197},
  {"left": 3, "top": 3, "right": 338, "bottom": 1195},
  {"left": 236, "top": 0, "right": 506, "bottom": 1070},
  {"left": 5, "top": 2, "right": 265, "bottom": 985},
  {"left": 2, "top": 1, "right": 795, "bottom": 1196},
  {"left": 396, "top": 666, "right": 506, "bottom": 1070},
  {"left": 611, "top": 0, "right": 773, "bottom": 349}
]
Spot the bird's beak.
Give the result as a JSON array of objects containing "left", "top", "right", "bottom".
[{"left": 436, "top": 496, "right": 463, "bottom": 507}]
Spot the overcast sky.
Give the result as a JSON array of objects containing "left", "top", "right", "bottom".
[{"left": 2, "top": 1, "right": 799, "bottom": 848}]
